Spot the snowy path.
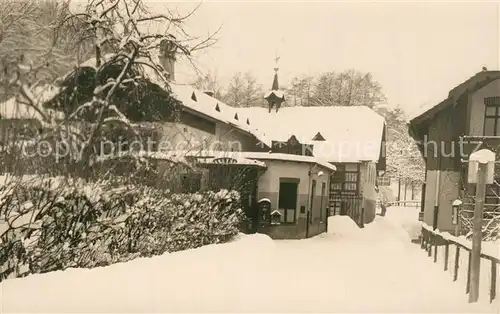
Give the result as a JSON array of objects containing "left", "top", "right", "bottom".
[{"left": 1, "top": 207, "right": 498, "bottom": 313}]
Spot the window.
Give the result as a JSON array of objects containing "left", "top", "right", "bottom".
[
  {"left": 483, "top": 97, "right": 500, "bottom": 136},
  {"left": 330, "top": 163, "right": 360, "bottom": 194},
  {"left": 320, "top": 182, "right": 326, "bottom": 222},
  {"left": 344, "top": 171, "right": 359, "bottom": 192},
  {"left": 310, "top": 179, "right": 317, "bottom": 224},
  {"left": 377, "top": 176, "right": 391, "bottom": 186},
  {"left": 485, "top": 183, "right": 500, "bottom": 205},
  {"left": 278, "top": 178, "right": 299, "bottom": 223}
]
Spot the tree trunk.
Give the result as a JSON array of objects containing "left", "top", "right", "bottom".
[
  {"left": 397, "top": 177, "right": 401, "bottom": 201},
  {"left": 404, "top": 180, "right": 407, "bottom": 201}
]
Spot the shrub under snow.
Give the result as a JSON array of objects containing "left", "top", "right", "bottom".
[{"left": 0, "top": 177, "right": 244, "bottom": 280}]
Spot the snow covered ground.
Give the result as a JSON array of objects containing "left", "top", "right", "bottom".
[{"left": 1, "top": 207, "right": 499, "bottom": 313}]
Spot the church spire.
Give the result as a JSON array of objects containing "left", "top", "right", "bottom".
[
  {"left": 264, "top": 54, "right": 285, "bottom": 113},
  {"left": 272, "top": 55, "right": 280, "bottom": 90}
]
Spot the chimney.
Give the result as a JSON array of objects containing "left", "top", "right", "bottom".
[
  {"left": 204, "top": 91, "right": 214, "bottom": 97},
  {"left": 159, "top": 38, "right": 177, "bottom": 81}
]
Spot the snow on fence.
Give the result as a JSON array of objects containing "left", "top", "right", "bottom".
[
  {"left": 388, "top": 200, "right": 421, "bottom": 208},
  {"left": 420, "top": 223, "right": 499, "bottom": 304}
]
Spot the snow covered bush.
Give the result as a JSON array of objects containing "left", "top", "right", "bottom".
[{"left": 0, "top": 177, "right": 243, "bottom": 280}]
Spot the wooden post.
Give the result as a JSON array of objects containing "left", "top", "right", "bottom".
[
  {"left": 444, "top": 243, "right": 449, "bottom": 271},
  {"left": 469, "top": 163, "right": 487, "bottom": 303},
  {"left": 434, "top": 243, "right": 438, "bottom": 263},
  {"left": 433, "top": 205, "right": 439, "bottom": 230},
  {"left": 466, "top": 251, "right": 472, "bottom": 294},
  {"left": 454, "top": 246, "right": 460, "bottom": 282},
  {"left": 404, "top": 179, "right": 408, "bottom": 201},
  {"left": 428, "top": 234, "right": 433, "bottom": 257},
  {"left": 421, "top": 229, "right": 426, "bottom": 249},
  {"left": 490, "top": 259, "right": 497, "bottom": 303},
  {"left": 397, "top": 177, "right": 401, "bottom": 202}
]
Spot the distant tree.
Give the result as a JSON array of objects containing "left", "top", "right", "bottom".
[
  {"left": 192, "top": 69, "right": 224, "bottom": 99},
  {"left": 223, "top": 72, "right": 264, "bottom": 107},
  {"left": 242, "top": 72, "right": 264, "bottom": 107},
  {"left": 375, "top": 105, "right": 425, "bottom": 191},
  {"left": 312, "top": 69, "right": 386, "bottom": 108},
  {"left": 285, "top": 75, "right": 314, "bottom": 107}
]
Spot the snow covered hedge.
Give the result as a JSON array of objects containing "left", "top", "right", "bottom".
[{"left": 0, "top": 177, "right": 244, "bottom": 280}]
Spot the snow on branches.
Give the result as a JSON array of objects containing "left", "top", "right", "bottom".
[{"left": 1, "top": 0, "right": 218, "bottom": 171}]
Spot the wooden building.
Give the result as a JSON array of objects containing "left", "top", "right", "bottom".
[{"left": 409, "top": 69, "right": 500, "bottom": 235}]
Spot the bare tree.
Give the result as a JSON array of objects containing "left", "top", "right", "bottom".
[
  {"left": 242, "top": 72, "right": 264, "bottom": 107},
  {"left": 0, "top": 0, "right": 92, "bottom": 101},
  {"left": 2, "top": 0, "right": 218, "bottom": 174},
  {"left": 285, "top": 75, "right": 314, "bottom": 107},
  {"left": 376, "top": 105, "right": 425, "bottom": 187},
  {"left": 222, "top": 72, "right": 263, "bottom": 107},
  {"left": 192, "top": 69, "right": 224, "bottom": 99},
  {"left": 312, "top": 70, "right": 386, "bottom": 108}
]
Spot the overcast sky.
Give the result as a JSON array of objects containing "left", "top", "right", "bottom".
[
  {"left": 156, "top": 1, "right": 499, "bottom": 116},
  {"left": 73, "top": 0, "right": 500, "bottom": 116}
]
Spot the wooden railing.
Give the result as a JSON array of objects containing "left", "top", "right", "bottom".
[
  {"left": 420, "top": 227, "right": 498, "bottom": 303},
  {"left": 388, "top": 200, "right": 421, "bottom": 208},
  {"left": 376, "top": 200, "right": 422, "bottom": 208}
]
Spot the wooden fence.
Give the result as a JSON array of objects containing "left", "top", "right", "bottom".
[
  {"left": 333, "top": 195, "right": 365, "bottom": 228},
  {"left": 420, "top": 227, "right": 498, "bottom": 303},
  {"left": 388, "top": 200, "right": 421, "bottom": 208}
]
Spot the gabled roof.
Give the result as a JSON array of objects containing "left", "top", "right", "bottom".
[
  {"left": 0, "top": 54, "right": 272, "bottom": 147},
  {"left": 162, "top": 150, "right": 337, "bottom": 171},
  {"left": 409, "top": 70, "right": 500, "bottom": 127},
  {"left": 77, "top": 54, "right": 272, "bottom": 146},
  {"left": 168, "top": 83, "right": 271, "bottom": 147},
  {"left": 235, "top": 106, "right": 385, "bottom": 163}
]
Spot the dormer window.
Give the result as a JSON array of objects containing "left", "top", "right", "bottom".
[
  {"left": 312, "top": 132, "right": 326, "bottom": 141},
  {"left": 234, "top": 113, "right": 239, "bottom": 120},
  {"left": 215, "top": 103, "right": 220, "bottom": 112},
  {"left": 246, "top": 118, "right": 250, "bottom": 125},
  {"left": 191, "top": 91, "right": 197, "bottom": 102}
]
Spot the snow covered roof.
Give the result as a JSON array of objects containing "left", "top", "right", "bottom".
[
  {"left": 167, "top": 83, "right": 272, "bottom": 147},
  {"left": 235, "top": 106, "right": 385, "bottom": 163},
  {"left": 0, "top": 85, "right": 64, "bottom": 120},
  {"left": 264, "top": 90, "right": 284, "bottom": 99},
  {"left": 75, "top": 54, "right": 272, "bottom": 147},
  {"left": 240, "top": 151, "right": 336, "bottom": 172},
  {"left": 163, "top": 150, "right": 336, "bottom": 172},
  {"left": 409, "top": 70, "right": 500, "bottom": 124}
]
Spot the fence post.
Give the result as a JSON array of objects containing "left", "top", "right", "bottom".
[
  {"left": 428, "top": 233, "right": 433, "bottom": 257},
  {"left": 444, "top": 243, "right": 449, "bottom": 271},
  {"left": 469, "top": 162, "right": 488, "bottom": 303},
  {"left": 454, "top": 246, "right": 460, "bottom": 281},
  {"left": 360, "top": 207, "right": 365, "bottom": 228},
  {"left": 434, "top": 242, "right": 438, "bottom": 263},
  {"left": 491, "top": 259, "right": 497, "bottom": 303},
  {"left": 467, "top": 149, "right": 494, "bottom": 303},
  {"left": 433, "top": 205, "right": 439, "bottom": 230},
  {"left": 466, "top": 251, "right": 472, "bottom": 294},
  {"left": 421, "top": 228, "right": 426, "bottom": 249}
]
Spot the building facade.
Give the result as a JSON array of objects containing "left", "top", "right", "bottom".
[{"left": 409, "top": 69, "right": 500, "bottom": 235}]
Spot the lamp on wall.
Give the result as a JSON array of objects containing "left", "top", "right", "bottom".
[{"left": 308, "top": 165, "right": 324, "bottom": 177}]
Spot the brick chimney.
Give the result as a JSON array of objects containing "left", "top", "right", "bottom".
[{"left": 159, "top": 38, "right": 177, "bottom": 81}]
